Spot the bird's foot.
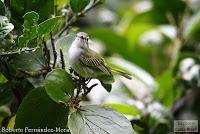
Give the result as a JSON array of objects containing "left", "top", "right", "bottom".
[
  {"left": 69, "top": 68, "right": 74, "bottom": 74},
  {"left": 83, "top": 83, "right": 98, "bottom": 95},
  {"left": 85, "top": 78, "right": 92, "bottom": 85},
  {"left": 89, "top": 83, "right": 98, "bottom": 89}
]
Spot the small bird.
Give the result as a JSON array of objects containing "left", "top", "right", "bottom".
[{"left": 68, "top": 32, "right": 131, "bottom": 91}]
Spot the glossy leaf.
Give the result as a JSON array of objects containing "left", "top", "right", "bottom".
[
  {"left": 0, "top": 16, "right": 14, "bottom": 38},
  {"left": 45, "top": 69, "right": 74, "bottom": 103},
  {"left": 70, "top": 0, "right": 90, "bottom": 13},
  {"left": 27, "top": 76, "right": 44, "bottom": 88},
  {"left": 68, "top": 105, "right": 135, "bottom": 134},
  {"left": 12, "top": 48, "right": 46, "bottom": 72},
  {"left": 15, "top": 87, "right": 69, "bottom": 129},
  {"left": 38, "top": 16, "right": 64, "bottom": 36}
]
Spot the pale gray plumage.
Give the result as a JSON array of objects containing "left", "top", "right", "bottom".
[{"left": 68, "top": 32, "right": 132, "bottom": 80}]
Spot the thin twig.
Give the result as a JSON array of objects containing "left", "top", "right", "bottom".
[
  {"left": 78, "top": 0, "right": 101, "bottom": 16},
  {"left": 166, "top": 11, "right": 176, "bottom": 26},
  {"left": 57, "top": 15, "right": 76, "bottom": 37},
  {"left": 60, "top": 49, "right": 65, "bottom": 69},
  {"left": 54, "top": 0, "right": 58, "bottom": 16},
  {"left": 169, "top": 1, "right": 190, "bottom": 68},
  {"left": 47, "top": 49, "right": 50, "bottom": 68},
  {"left": 57, "top": 1, "right": 102, "bottom": 37},
  {"left": 83, "top": 83, "right": 98, "bottom": 97},
  {"left": 50, "top": 32, "right": 57, "bottom": 69},
  {"left": 42, "top": 38, "right": 50, "bottom": 68}
]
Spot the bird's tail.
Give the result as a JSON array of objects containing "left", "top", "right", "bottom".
[{"left": 111, "top": 68, "right": 132, "bottom": 80}]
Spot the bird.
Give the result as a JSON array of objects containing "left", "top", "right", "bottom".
[{"left": 68, "top": 32, "right": 131, "bottom": 91}]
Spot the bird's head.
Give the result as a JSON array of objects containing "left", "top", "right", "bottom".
[
  {"left": 72, "top": 32, "right": 90, "bottom": 49},
  {"left": 76, "top": 32, "right": 89, "bottom": 42}
]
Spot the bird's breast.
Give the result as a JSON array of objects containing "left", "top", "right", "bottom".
[{"left": 68, "top": 46, "right": 83, "bottom": 65}]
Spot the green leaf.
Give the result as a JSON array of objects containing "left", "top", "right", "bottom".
[
  {"left": 155, "top": 70, "right": 178, "bottom": 107},
  {"left": 0, "top": 106, "right": 11, "bottom": 124},
  {"left": 18, "top": 11, "right": 39, "bottom": 48},
  {"left": 38, "top": 16, "right": 64, "bottom": 36},
  {"left": 183, "top": 12, "right": 200, "bottom": 41},
  {"left": 99, "top": 75, "right": 114, "bottom": 92},
  {"left": 10, "top": 0, "right": 54, "bottom": 29},
  {"left": 0, "top": 106, "right": 11, "bottom": 118},
  {"left": 0, "top": 73, "right": 7, "bottom": 83},
  {"left": 125, "top": 23, "right": 155, "bottom": 47},
  {"left": 86, "top": 28, "right": 133, "bottom": 61},
  {"left": 0, "top": 16, "right": 14, "bottom": 38},
  {"left": 0, "top": 0, "right": 5, "bottom": 16},
  {"left": 68, "top": 105, "right": 135, "bottom": 134},
  {"left": 12, "top": 48, "right": 46, "bottom": 72},
  {"left": 57, "top": 0, "right": 70, "bottom": 9},
  {"left": 0, "top": 83, "right": 13, "bottom": 106},
  {"left": 12, "top": 48, "right": 46, "bottom": 87},
  {"left": 102, "top": 104, "right": 140, "bottom": 116},
  {"left": 152, "top": 0, "right": 186, "bottom": 24},
  {"left": 27, "top": 76, "right": 44, "bottom": 88},
  {"left": 106, "top": 57, "right": 157, "bottom": 90},
  {"left": 18, "top": 35, "right": 26, "bottom": 48},
  {"left": 100, "top": 82, "right": 112, "bottom": 92},
  {"left": 45, "top": 69, "right": 74, "bottom": 103},
  {"left": 70, "top": 0, "right": 90, "bottom": 13},
  {"left": 23, "top": 11, "right": 39, "bottom": 39},
  {"left": 15, "top": 87, "right": 69, "bottom": 129}
]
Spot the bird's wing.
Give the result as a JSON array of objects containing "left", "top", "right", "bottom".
[{"left": 79, "top": 48, "right": 111, "bottom": 75}]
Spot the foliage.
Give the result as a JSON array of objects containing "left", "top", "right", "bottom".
[
  {"left": 68, "top": 105, "right": 134, "bottom": 134},
  {"left": 45, "top": 69, "right": 73, "bottom": 103},
  {"left": 0, "top": 0, "right": 200, "bottom": 133},
  {"left": 15, "top": 87, "right": 69, "bottom": 129}
]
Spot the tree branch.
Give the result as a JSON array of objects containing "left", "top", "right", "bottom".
[
  {"left": 57, "top": 1, "right": 102, "bottom": 37},
  {"left": 60, "top": 49, "right": 65, "bottom": 69},
  {"left": 42, "top": 37, "right": 51, "bottom": 68},
  {"left": 50, "top": 32, "right": 57, "bottom": 69}
]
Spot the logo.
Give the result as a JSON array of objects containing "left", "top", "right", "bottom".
[{"left": 174, "top": 120, "right": 198, "bottom": 132}]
